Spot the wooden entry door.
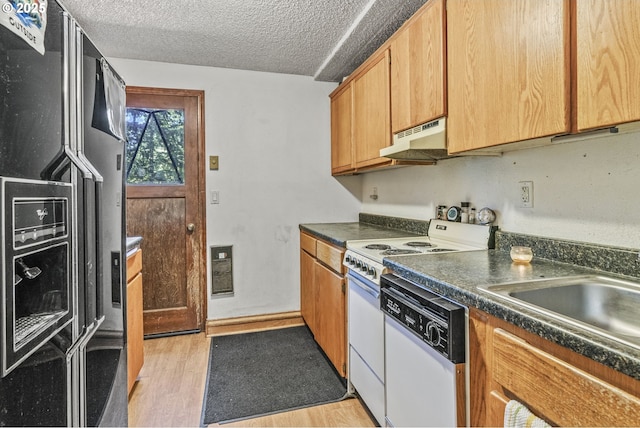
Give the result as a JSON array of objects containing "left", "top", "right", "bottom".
[{"left": 125, "top": 87, "right": 206, "bottom": 336}]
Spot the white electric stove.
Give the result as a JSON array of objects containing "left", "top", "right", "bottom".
[
  {"left": 344, "top": 219, "right": 493, "bottom": 426},
  {"left": 344, "top": 219, "right": 493, "bottom": 285}
]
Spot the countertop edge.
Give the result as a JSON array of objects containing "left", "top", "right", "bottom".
[
  {"left": 299, "top": 224, "right": 350, "bottom": 247},
  {"left": 299, "top": 221, "right": 427, "bottom": 248},
  {"left": 126, "top": 236, "right": 142, "bottom": 256}
]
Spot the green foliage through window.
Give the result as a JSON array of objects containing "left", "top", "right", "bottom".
[{"left": 125, "top": 108, "right": 185, "bottom": 184}]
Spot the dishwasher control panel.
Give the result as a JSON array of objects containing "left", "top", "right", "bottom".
[{"left": 380, "top": 274, "right": 466, "bottom": 363}]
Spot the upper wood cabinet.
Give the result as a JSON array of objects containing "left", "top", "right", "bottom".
[
  {"left": 447, "top": 0, "right": 571, "bottom": 153},
  {"left": 390, "top": 0, "right": 446, "bottom": 133},
  {"left": 329, "top": 50, "right": 392, "bottom": 175},
  {"left": 575, "top": 0, "right": 640, "bottom": 131},
  {"left": 330, "top": 83, "right": 354, "bottom": 174},
  {"left": 353, "top": 49, "right": 393, "bottom": 170}
]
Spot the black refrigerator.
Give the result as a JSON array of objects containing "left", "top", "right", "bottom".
[{"left": 0, "top": 1, "right": 128, "bottom": 426}]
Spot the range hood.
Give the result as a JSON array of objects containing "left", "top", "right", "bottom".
[{"left": 380, "top": 117, "right": 452, "bottom": 161}]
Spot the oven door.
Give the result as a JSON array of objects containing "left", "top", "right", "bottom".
[
  {"left": 348, "top": 272, "right": 384, "bottom": 377},
  {"left": 347, "top": 271, "right": 385, "bottom": 425}
]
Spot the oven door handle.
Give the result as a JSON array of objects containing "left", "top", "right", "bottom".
[{"left": 348, "top": 272, "right": 379, "bottom": 299}]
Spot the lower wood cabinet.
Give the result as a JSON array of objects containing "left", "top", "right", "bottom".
[
  {"left": 299, "top": 232, "right": 347, "bottom": 377},
  {"left": 126, "top": 249, "right": 144, "bottom": 395},
  {"left": 469, "top": 308, "right": 640, "bottom": 426}
]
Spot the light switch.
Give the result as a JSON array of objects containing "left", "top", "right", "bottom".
[
  {"left": 210, "top": 190, "right": 219, "bottom": 204},
  {"left": 209, "top": 155, "right": 219, "bottom": 170}
]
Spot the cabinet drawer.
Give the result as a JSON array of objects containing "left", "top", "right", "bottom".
[
  {"left": 300, "top": 232, "right": 317, "bottom": 256},
  {"left": 126, "top": 249, "right": 142, "bottom": 283},
  {"left": 492, "top": 328, "right": 640, "bottom": 426},
  {"left": 316, "top": 240, "right": 345, "bottom": 274}
]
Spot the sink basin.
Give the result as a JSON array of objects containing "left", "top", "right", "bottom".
[{"left": 479, "top": 275, "right": 640, "bottom": 349}]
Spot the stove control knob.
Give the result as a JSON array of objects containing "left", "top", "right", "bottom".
[
  {"left": 355, "top": 260, "right": 362, "bottom": 269},
  {"left": 426, "top": 321, "right": 441, "bottom": 346},
  {"left": 345, "top": 255, "right": 352, "bottom": 265},
  {"left": 360, "top": 263, "right": 368, "bottom": 272},
  {"left": 368, "top": 267, "right": 376, "bottom": 278}
]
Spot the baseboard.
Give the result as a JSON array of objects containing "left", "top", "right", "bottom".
[{"left": 206, "top": 311, "right": 305, "bottom": 337}]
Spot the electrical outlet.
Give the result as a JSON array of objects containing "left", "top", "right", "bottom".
[
  {"left": 370, "top": 187, "right": 378, "bottom": 200},
  {"left": 519, "top": 181, "right": 533, "bottom": 208}
]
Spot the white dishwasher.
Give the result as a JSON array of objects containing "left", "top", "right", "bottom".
[{"left": 381, "top": 273, "right": 467, "bottom": 428}]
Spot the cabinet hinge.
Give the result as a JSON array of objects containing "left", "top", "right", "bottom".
[
  {"left": 342, "top": 363, "right": 347, "bottom": 374},
  {"left": 342, "top": 282, "right": 346, "bottom": 293}
]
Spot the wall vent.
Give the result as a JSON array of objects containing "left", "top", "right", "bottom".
[{"left": 211, "top": 245, "right": 233, "bottom": 296}]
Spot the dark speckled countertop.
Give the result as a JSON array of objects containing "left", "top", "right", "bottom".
[
  {"left": 299, "top": 214, "right": 640, "bottom": 381},
  {"left": 384, "top": 251, "right": 640, "bottom": 380},
  {"left": 299, "top": 222, "right": 425, "bottom": 247}
]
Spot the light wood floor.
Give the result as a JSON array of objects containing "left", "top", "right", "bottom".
[{"left": 127, "top": 331, "right": 375, "bottom": 427}]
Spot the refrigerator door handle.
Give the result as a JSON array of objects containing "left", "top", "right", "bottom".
[
  {"left": 93, "top": 179, "right": 104, "bottom": 320},
  {"left": 65, "top": 317, "right": 104, "bottom": 363},
  {"left": 41, "top": 14, "right": 94, "bottom": 183},
  {"left": 41, "top": 138, "right": 96, "bottom": 182},
  {"left": 74, "top": 24, "right": 106, "bottom": 326},
  {"left": 66, "top": 316, "right": 103, "bottom": 427},
  {"left": 78, "top": 174, "right": 101, "bottom": 327}
]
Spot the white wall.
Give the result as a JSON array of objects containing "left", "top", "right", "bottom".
[
  {"left": 361, "top": 132, "right": 640, "bottom": 249},
  {"left": 109, "top": 58, "right": 362, "bottom": 320}
]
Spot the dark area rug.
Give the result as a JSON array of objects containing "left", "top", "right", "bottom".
[{"left": 200, "top": 326, "right": 347, "bottom": 425}]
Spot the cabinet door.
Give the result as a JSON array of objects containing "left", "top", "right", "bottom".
[
  {"left": 314, "top": 261, "right": 346, "bottom": 376},
  {"left": 447, "top": 0, "right": 570, "bottom": 152},
  {"left": 353, "top": 50, "right": 392, "bottom": 169},
  {"left": 330, "top": 83, "right": 354, "bottom": 174},
  {"left": 575, "top": 0, "right": 640, "bottom": 131},
  {"left": 127, "top": 272, "right": 144, "bottom": 394},
  {"left": 300, "top": 249, "right": 316, "bottom": 334},
  {"left": 390, "top": 0, "right": 446, "bottom": 133}
]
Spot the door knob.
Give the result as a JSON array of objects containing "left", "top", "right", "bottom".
[{"left": 187, "top": 223, "right": 195, "bottom": 232}]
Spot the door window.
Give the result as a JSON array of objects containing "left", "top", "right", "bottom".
[{"left": 125, "top": 108, "right": 185, "bottom": 184}]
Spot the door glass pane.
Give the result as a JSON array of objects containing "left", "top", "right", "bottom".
[{"left": 125, "top": 108, "right": 185, "bottom": 184}]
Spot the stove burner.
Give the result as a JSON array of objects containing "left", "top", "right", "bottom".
[
  {"left": 405, "top": 241, "right": 433, "bottom": 247},
  {"left": 381, "top": 249, "right": 421, "bottom": 256},
  {"left": 428, "top": 248, "right": 454, "bottom": 252},
  {"left": 365, "top": 244, "right": 392, "bottom": 250}
]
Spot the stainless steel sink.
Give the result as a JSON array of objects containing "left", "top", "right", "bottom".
[{"left": 479, "top": 275, "right": 640, "bottom": 349}]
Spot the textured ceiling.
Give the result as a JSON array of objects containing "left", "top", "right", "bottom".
[{"left": 61, "top": 0, "right": 426, "bottom": 82}]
